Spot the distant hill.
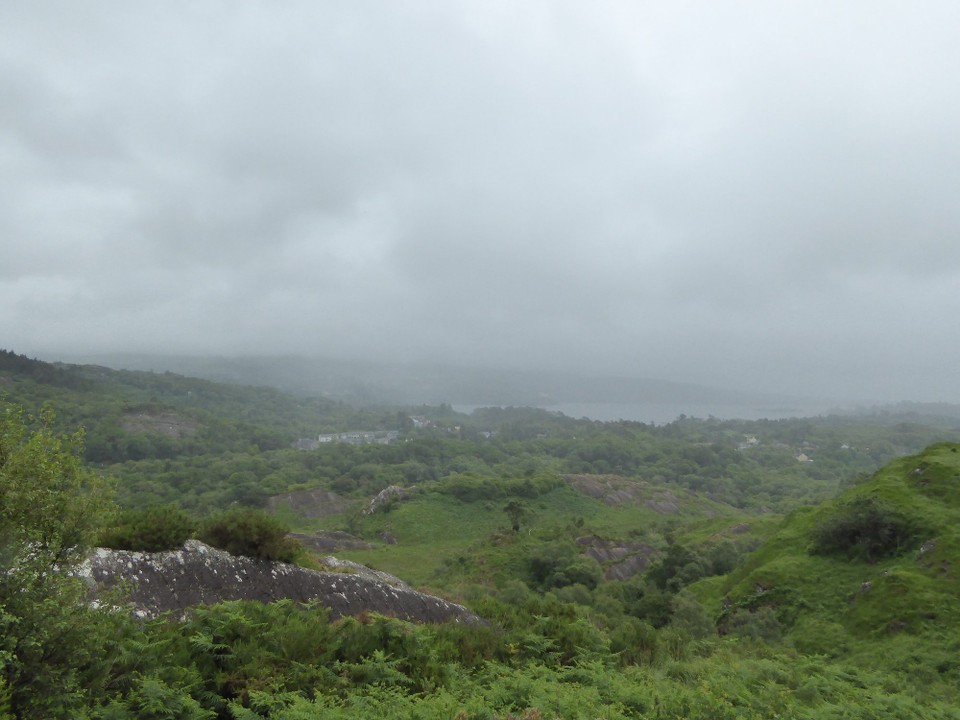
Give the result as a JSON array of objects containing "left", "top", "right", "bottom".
[
  {"left": 55, "top": 352, "right": 825, "bottom": 413},
  {"left": 847, "top": 400, "right": 960, "bottom": 427},
  {"left": 0, "top": 349, "right": 397, "bottom": 463}
]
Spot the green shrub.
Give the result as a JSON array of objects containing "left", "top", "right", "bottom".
[
  {"left": 98, "top": 505, "right": 196, "bottom": 552},
  {"left": 790, "top": 617, "right": 851, "bottom": 657},
  {"left": 609, "top": 618, "right": 659, "bottom": 665},
  {"left": 438, "top": 472, "right": 561, "bottom": 503},
  {"left": 811, "top": 495, "right": 921, "bottom": 563},
  {"left": 99, "top": 675, "right": 214, "bottom": 720},
  {"left": 526, "top": 541, "right": 602, "bottom": 591},
  {"left": 669, "top": 591, "right": 715, "bottom": 639},
  {"left": 724, "top": 607, "right": 784, "bottom": 644},
  {"left": 646, "top": 542, "right": 709, "bottom": 591},
  {"left": 198, "top": 508, "right": 301, "bottom": 563}
]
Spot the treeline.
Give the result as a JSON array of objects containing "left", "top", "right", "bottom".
[
  {"left": 107, "top": 416, "right": 958, "bottom": 515},
  {"left": 5, "top": 352, "right": 958, "bottom": 516}
]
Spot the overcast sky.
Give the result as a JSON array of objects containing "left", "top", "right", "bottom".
[{"left": 3, "top": 2, "right": 960, "bottom": 402}]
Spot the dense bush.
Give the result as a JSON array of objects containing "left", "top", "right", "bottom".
[
  {"left": 811, "top": 495, "right": 921, "bottom": 562},
  {"left": 723, "top": 607, "right": 784, "bottom": 643},
  {"left": 198, "top": 507, "right": 302, "bottom": 563},
  {"left": 97, "top": 505, "right": 196, "bottom": 552},
  {"left": 438, "top": 472, "right": 562, "bottom": 503},
  {"left": 527, "top": 541, "right": 603, "bottom": 591},
  {"left": 646, "top": 541, "right": 709, "bottom": 591}
]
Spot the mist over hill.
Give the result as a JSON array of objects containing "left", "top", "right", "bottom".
[{"left": 57, "top": 352, "right": 842, "bottom": 420}]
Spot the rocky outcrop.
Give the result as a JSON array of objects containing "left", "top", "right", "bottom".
[
  {"left": 317, "top": 556, "right": 411, "bottom": 591},
  {"left": 363, "top": 485, "right": 419, "bottom": 515},
  {"left": 81, "top": 540, "right": 482, "bottom": 625},
  {"left": 576, "top": 535, "right": 658, "bottom": 580},
  {"left": 563, "top": 474, "right": 681, "bottom": 513}
]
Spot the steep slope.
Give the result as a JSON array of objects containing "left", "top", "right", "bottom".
[{"left": 712, "top": 443, "right": 960, "bottom": 660}]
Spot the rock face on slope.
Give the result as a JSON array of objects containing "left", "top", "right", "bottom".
[
  {"left": 576, "top": 535, "right": 658, "bottom": 580},
  {"left": 563, "top": 474, "right": 682, "bottom": 514},
  {"left": 81, "top": 540, "right": 482, "bottom": 625},
  {"left": 363, "top": 485, "right": 419, "bottom": 515}
]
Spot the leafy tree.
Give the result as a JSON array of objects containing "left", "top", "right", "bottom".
[
  {"left": 526, "top": 541, "right": 602, "bottom": 591},
  {"left": 502, "top": 499, "right": 530, "bottom": 532},
  {"left": 646, "top": 541, "right": 708, "bottom": 591},
  {"left": 0, "top": 405, "right": 114, "bottom": 716},
  {"left": 669, "top": 591, "right": 715, "bottom": 639},
  {"left": 706, "top": 539, "right": 742, "bottom": 575}
]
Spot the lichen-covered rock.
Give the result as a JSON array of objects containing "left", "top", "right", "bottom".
[
  {"left": 317, "top": 556, "right": 411, "bottom": 590},
  {"left": 563, "top": 475, "right": 684, "bottom": 514},
  {"left": 363, "top": 485, "right": 418, "bottom": 515},
  {"left": 80, "top": 540, "right": 482, "bottom": 625}
]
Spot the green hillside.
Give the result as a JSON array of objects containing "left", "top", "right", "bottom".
[
  {"left": 0, "top": 349, "right": 399, "bottom": 463},
  {"left": 711, "top": 442, "right": 960, "bottom": 682}
]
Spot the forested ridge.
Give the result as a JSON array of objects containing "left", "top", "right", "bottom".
[{"left": 2, "top": 350, "right": 960, "bottom": 718}]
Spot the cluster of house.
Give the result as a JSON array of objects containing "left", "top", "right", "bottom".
[
  {"left": 736, "top": 434, "right": 817, "bottom": 462},
  {"left": 319, "top": 430, "right": 400, "bottom": 445},
  {"left": 292, "top": 430, "right": 400, "bottom": 450},
  {"left": 291, "top": 416, "right": 496, "bottom": 451}
]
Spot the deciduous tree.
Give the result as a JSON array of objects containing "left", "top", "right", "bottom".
[{"left": 0, "top": 405, "right": 113, "bottom": 716}]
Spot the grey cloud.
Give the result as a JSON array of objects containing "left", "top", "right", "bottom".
[{"left": 3, "top": 1, "right": 960, "bottom": 401}]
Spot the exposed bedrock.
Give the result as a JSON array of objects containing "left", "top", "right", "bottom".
[{"left": 82, "top": 539, "right": 483, "bottom": 625}]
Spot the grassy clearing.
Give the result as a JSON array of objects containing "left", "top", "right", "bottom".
[{"left": 303, "top": 481, "right": 752, "bottom": 591}]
